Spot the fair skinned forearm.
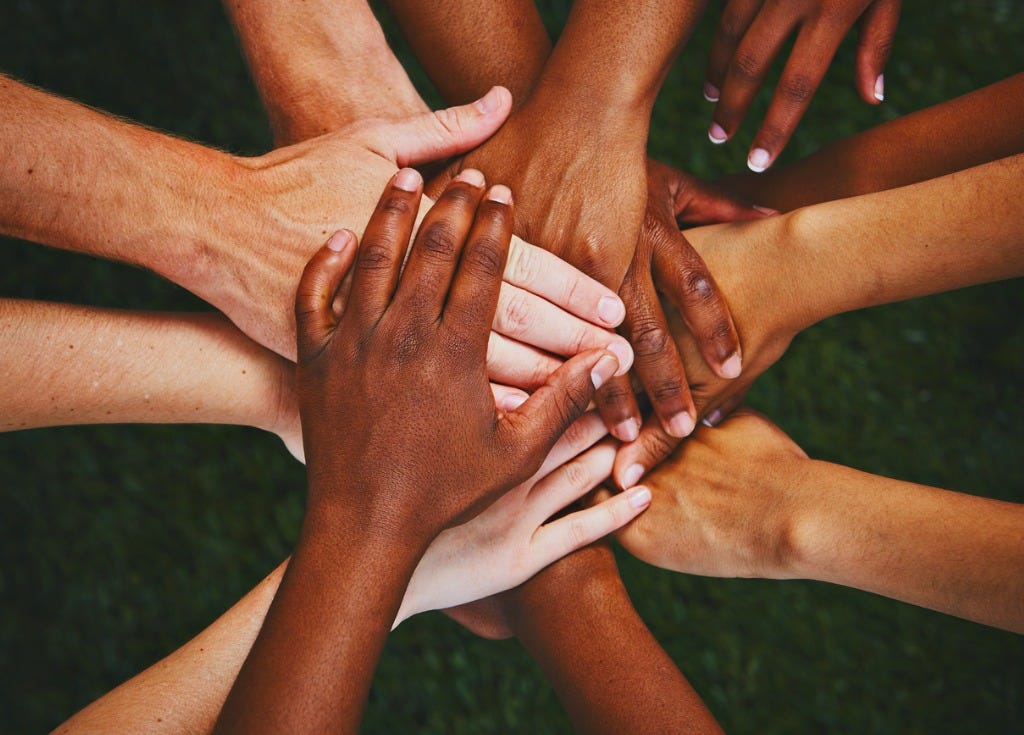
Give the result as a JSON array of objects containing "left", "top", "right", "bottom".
[
  {"left": 782, "top": 459, "right": 1024, "bottom": 633},
  {"left": 223, "top": 0, "right": 427, "bottom": 144},
  {"left": 721, "top": 73, "right": 1024, "bottom": 211},
  {"left": 0, "top": 300, "right": 288, "bottom": 435}
]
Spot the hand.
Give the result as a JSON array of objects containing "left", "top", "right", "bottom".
[
  {"left": 705, "top": 0, "right": 901, "bottom": 171},
  {"left": 295, "top": 169, "right": 621, "bottom": 543},
  {"left": 397, "top": 410, "right": 651, "bottom": 626},
  {"left": 600, "top": 160, "right": 769, "bottom": 471},
  {"left": 609, "top": 409, "right": 808, "bottom": 578}
]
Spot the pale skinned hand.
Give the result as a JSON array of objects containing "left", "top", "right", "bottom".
[
  {"left": 603, "top": 408, "right": 809, "bottom": 578},
  {"left": 598, "top": 160, "right": 769, "bottom": 465},
  {"left": 296, "top": 169, "right": 621, "bottom": 541},
  {"left": 706, "top": 0, "right": 901, "bottom": 171},
  {"left": 397, "top": 411, "right": 650, "bottom": 626}
]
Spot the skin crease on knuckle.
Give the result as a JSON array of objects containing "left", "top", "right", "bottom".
[{"left": 419, "top": 220, "right": 459, "bottom": 260}]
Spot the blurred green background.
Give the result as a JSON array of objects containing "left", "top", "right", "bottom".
[{"left": 1, "top": 1, "right": 1021, "bottom": 732}]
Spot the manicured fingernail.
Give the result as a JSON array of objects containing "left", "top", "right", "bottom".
[
  {"left": 874, "top": 74, "right": 885, "bottom": 102},
  {"left": 501, "top": 392, "right": 528, "bottom": 412},
  {"left": 622, "top": 463, "right": 645, "bottom": 488},
  {"left": 747, "top": 148, "right": 772, "bottom": 173},
  {"left": 597, "top": 295, "right": 625, "bottom": 326},
  {"left": 394, "top": 168, "right": 421, "bottom": 191},
  {"left": 703, "top": 82, "right": 720, "bottom": 102},
  {"left": 455, "top": 168, "right": 486, "bottom": 187},
  {"left": 590, "top": 353, "right": 619, "bottom": 389},
  {"left": 486, "top": 184, "right": 512, "bottom": 204},
  {"left": 613, "top": 418, "right": 640, "bottom": 443},
  {"left": 326, "top": 229, "right": 354, "bottom": 252},
  {"left": 627, "top": 486, "right": 652, "bottom": 509},
  {"left": 753, "top": 205, "right": 779, "bottom": 216},
  {"left": 606, "top": 340, "right": 633, "bottom": 375},
  {"left": 719, "top": 352, "right": 742, "bottom": 379},
  {"left": 474, "top": 86, "right": 501, "bottom": 114},
  {"left": 666, "top": 411, "right": 695, "bottom": 438},
  {"left": 708, "top": 122, "right": 728, "bottom": 144},
  {"left": 703, "top": 408, "right": 725, "bottom": 427}
]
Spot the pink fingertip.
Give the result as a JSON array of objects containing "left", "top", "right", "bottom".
[
  {"left": 708, "top": 122, "right": 728, "bottom": 144},
  {"left": 622, "top": 463, "right": 644, "bottom": 489},
  {"left": 597, "top": 295, "right": 625, "bottom": 326},
  {"left": 326, "top": 229, "right": 354, "bottom": 252},
  {"left": 394, "top": 168, "right": 422, "bottom": 192},
  {"left": 719, "top": 352, "right": 742, "bottom": 379},
  {"left": 627, "top": 486, "right": 652, "bottom": 509}
]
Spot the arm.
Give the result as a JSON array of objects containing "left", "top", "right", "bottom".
[
  {"left": 0, "top": 299, "right": 298, "bottom": 456},
  {"left": 615, "top": 154, "right": 1024, "bottom": 484},
  {"left": 616, "top": 410, "right": 1024, "bottom": 633},
  {"left": 720, "top": 72, "right": 1024, "bottom": 210},
  {"left": 222, "top": 0, "right": 427, "bottom": 145}
]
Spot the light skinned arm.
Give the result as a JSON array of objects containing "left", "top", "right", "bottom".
[
  {"left": 720, "top": 72, "right": 1024, "bottom": 211},
  {"left": 615, "top": 153, "right": 1024, "bottom": 485},
  {"left": 614, "top": 410, "right": 1024, "bottom": 633}
]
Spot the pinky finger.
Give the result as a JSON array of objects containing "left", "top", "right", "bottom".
[{"left": 531, "top": 485, "right": 652, "bottom": 565}]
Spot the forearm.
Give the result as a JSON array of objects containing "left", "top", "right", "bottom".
[
  {"left": 506, "top": 547, "right": 722, "bottom": 734},
  {"left": 721, "top": 73, "right": 1024, "bottom": 211},
  {"left": 54, "top": 563, "right": 286, "bottom": 735},
  {"left": 384, "top": 0, "right": 550, "bottom": 106},
  {"left": 783, "top": 460, "right": 1024, "bottom": 633},
  {"left": 214, "top": 510, "right": 420, "bottom": 734},
  {"left": 224, "top": 0, "right": 427, "bottom": 145},
  {"left": 0, "top": 300, "right": 289, "bottom": 435}
]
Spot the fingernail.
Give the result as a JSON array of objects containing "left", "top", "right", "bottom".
[
  {"left": 627, "top": 486, "right": 652, "bottom": 509},
  {"left": 605, "top": 340, "right": 633, "bottom": 375},
  {"left": 394, "top": 168, "right": 421, "bottom": 192},
  {"left": 753, "top": 205, "right": 779, "bottom": 216},
  {"left": 454, "top": 168, "right": 486, "bottom": 187},
  {"left": 474, "top": 86, "right": 501, "bottom": 114},
  {"left": 703, "top": 82, "right": 720, "bottom": 103},
  {"left": 501, "top": 392, "right": 528, "bottom": 411},
  {"left": 874, "top": 74, "right": 885, "bottom": 102},
  {"left": 708, "top": 122, "right": 728, "bottom": 144},
  {"left": 597, "top": 295, "right": 625, "bottom": 326},
  {"left": 703, "top": 408, "right": 725, "bottom": 427},
  {"left": 326, "top": 229, "right": 354, "bottom": 252},
  {"left": 747, "top": 148, "right": 772, "bottom": 173},
  {"left": 622, "top": 463, "right": 645, "bottom": 488},
  {"left": 487, "top": 184, "right": 512, "bottom": 204},
  {"left": 666, "top": 411, "right": 695, "bottom": 438},
  {"left": 719, "top": 352, "right": 742, "bottom": 379},
  {"left": 590, "top": 353, "right": 619, "bottom": 389},
  {"left": 614, "top": 418, "right": 640, "bottom": 443}
]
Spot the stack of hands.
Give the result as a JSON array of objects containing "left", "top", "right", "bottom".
[{"left": 2, "top": 1, "right": 1023, "bottom": 733}]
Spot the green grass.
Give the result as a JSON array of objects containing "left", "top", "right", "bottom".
[{"left": 1, "top": 1, "right": 1022, "bottom": 732}]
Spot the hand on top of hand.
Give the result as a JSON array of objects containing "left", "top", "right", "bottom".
[
  {"left": 294, "top": 168, "right": 621, "bottom": 546},
  {"left": 705, "top": 0, "right": 901, "bottom": 171}
]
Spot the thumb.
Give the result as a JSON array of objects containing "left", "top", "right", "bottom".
[
  {"left": 501, "top": 348, "right": 620, "bottom": 468},
  {"left": 377, "top": 86, "right": 513, "bottom": 168},
  {"left": 674, "top": 178, "right": 777, "bottom": 226},
  {"left": 294, "top": 230, "right": 358, "bottom": 363}
]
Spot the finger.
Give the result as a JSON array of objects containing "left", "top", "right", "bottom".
[
  {"left": 651, "top": 228, "right": 742, "bottom": 381},
  {"left": 346, "top": 169, "right": 423, "bottom": 329},
  {"left": 486, "top": 332, "right": 563, "bottom": 391},
  {"left": 746, "top": 25, "right": 846, "bottom": 171},
  {"left": 620, "top": 239, "right": 697, "bottom": 437},
  {"left": 490, "top": 382, "right": 530, "bottom": 414},
  {"left": 705, "top": 0, "right": 764, "bottom": 103},
  {"left": 612, "top": 413, "right": 679, "bottom": 490},
  {"left": 501, "top": 348, "right": 619, "bottom": 465},
  {"left": 378, "top": 86, "right": 513, "bottom": 168},
  {"left": 855, "top": 0, "right": 900, "bottom": 105},
  {"left": 505, "top": 237, "right": 626, "bottom": 328},
  {"left": 710, "top": 4, "right": 797, "bottom": 146},
  {"left": 528, "top": 439, "right": 617, "bottom": 522},
  {"left": 530, "top": 411, "right": 609, "bottom": 484},
  {"left": 395, "top": 170, "right": 486, "bottom": 321},
  {"left": 444, "top": 184, "right": 514, "bottom": 346},
  {"left": 672, "top": 177, "right": 776, "bottom": 226},
  {"left": 531, "top": 484, "right": 651, "bottom": 565},
  {"left": 594, "top": 374, "right": 644, "bottom": 443},
  {"left": 493, "top": 282, "right": 633, "bottom": 372},
  {"left": 294, "top": 229, "right": 357, "bottom": 362},
  {"left": 701, "top": 389, "right": 749, "bottom": 428}
]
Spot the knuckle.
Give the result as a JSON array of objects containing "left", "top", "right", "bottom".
[
  {"left": 596, "top": 379, "right": 634, "bottom": 408},
  {"left": 441, "top": 184, "right": 478, "bottom": 209},
  {"left": 642, "top": 428, "right": 678, "bottom": 462},
  {"left": 419, "top": 221, "right": 459, "bottom": 260},
  {"left": 730, "top": 50, "right": 764, "bottom": 84},
  {"left": 433, "top": 107, "right": 465, "bottom": 137},
  {"left": 560, "top": 382, "right": 592, "bottom": 424},
  {"left": 650, "top": 379, "right": 684, "bottom": 405},
  {"left": 465, "top": 236, "right": 506, "bottom": 278},
  {"left": 560, "top": 458, "right": 590, "bottom": 492},
  {"left": 380, "top": 194, "right": 411, "bottom": 216},
  {"left": 630, "top": 319, "right": 671, "bottom": 359},
  {"left": 508, "top": 243, "right": 539, "bottom": 286},
  {"left": 679, "top": 269, "right": 717, "bottom": 307},
  {"left": 357, "top": 238, "right": 395, "bottom": 271},
  {"left": 777, "top": 73, "right": 815, "bottom": 105},
  {"left": 707, "top": 320, "right": 734, "bottom": 343},
  {"left": 566, "top": 517, "right": 593, "bottom": 549},
  {"left": 496, "top": 292, "right": 534, "bottom": 335}
]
